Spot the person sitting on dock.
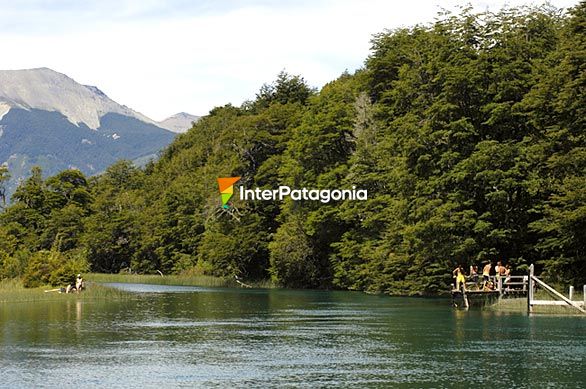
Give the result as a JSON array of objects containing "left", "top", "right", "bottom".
[
  {"left": 453, "top": 265, "right": 466, "bottom": 292},
  {"left": 483, "top": 280, "right": 495, "bottom": 291}
]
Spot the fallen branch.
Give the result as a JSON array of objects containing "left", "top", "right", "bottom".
[{"left": 234, "top": 275, "right": 252, "bottom": 288}]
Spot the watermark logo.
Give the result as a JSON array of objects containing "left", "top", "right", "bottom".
[
  {"left": 217, "top": 176, "right": 367, "bottom": 207},
  {"left": 217, "top": 177, "right": 241, "bottom": 209},
  {"left": 240, "top": 186, "right": 367, "bottom": 203}
]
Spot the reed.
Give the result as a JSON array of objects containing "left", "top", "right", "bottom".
[
  {"left": 87, "top": 272, "right": 276, "bottom": 289},
  {"left": 247, "top": 278, "right": 276, "bottom": 289},
  {"left": 0, "top": 279, "right": 130, "bottom": 303},
  {"left": 88, "top": 272, "right": 232, "bottom": 287}
]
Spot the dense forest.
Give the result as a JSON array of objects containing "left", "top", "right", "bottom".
[{"left": 0, "top": 4, "right": 584, "bottom": 294}]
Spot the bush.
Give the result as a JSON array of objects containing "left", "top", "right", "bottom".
[
  {"left": 21, "top": 249, "right": 89, "bottom": 288},
  {"left": 0, "top": 249, "right": 30, "bottom": 279},
  {"left": 22, "top": 251, "right": 54, "bottom": 288}
]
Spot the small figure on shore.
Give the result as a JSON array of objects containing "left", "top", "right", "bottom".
[
  {"left": 453, "top": 265, "right": 466, "bottom": 291},
  {"left": 76, "top": 274, "right": 84, "bottom": 293}
]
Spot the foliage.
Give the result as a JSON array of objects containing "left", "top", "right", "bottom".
[{"left": 1, "top": 5, "right": 584, "bottom": 292}]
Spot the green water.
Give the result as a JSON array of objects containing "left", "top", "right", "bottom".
[{"left": 1, "top": 283, "right": 584, "bottom": 388}]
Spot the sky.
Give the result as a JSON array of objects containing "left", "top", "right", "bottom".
[{"left": 0, "top": 0, "right": 580, "bottom": 121}]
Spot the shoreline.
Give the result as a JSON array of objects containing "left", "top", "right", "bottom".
[
  {"left": 4, "top": 275, "right": 584, "bottom": 317},
  {"left": 87, "top": 272, "right": 274, "bottom": 289},
  {"left": 0, "top": 279, "right": 130, "bottom": 304},
  {"left": 0, "top": 273, "right": 275, "bottom": 304}
]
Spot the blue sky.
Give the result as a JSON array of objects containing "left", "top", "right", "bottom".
[{"left": 1, "top": 0, "right": 580, "bottom": 120}]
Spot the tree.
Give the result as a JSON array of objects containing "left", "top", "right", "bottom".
[
  {"left": 253, "top": 71, "right": 316, "bottom": 110},
  {"left": 0, "top": 165, "right": 9, "bottom": 208}
]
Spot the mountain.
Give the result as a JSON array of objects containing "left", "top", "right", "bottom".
[
  {"left": 158, "top": 112, "right": 200, "bottom": 133},
  {"left": 0, "top": 67, "right": 177, "bottom": 198},
  {"left": 0, "top": 68, "right": 158, "bottom": 129}
]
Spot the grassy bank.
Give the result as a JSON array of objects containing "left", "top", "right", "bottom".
[
  {"left": 0, "top": 278, "right": 130, "bottom": 304},
  {"left": 0, "top": 273, "right": 276, "bottom": 304},
  {"left": 88, "top": 272, "right": 275, "bottom": 289},
  {"left": 487, "top": 293, "right": 585, "bottom": 315}
]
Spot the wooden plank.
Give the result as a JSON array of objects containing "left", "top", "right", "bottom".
[
  {"left": 532, "top": 276, "right": 586, "bottom": 314},
  {"left": 452, "top": 289, "right": 500, "bottom": 296},
  {"left": 528, "top": 265, "right": 533, "bottom": 313},
  {"left": 532, "top": 300, "right": 585, "bottom": 307},
  {"left": 532, "top": 300, "right": 572, "bottom": 306}
]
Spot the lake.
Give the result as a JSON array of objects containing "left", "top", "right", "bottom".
[{"left": 1, "top": 283, "right": 585, "bottom": 388}]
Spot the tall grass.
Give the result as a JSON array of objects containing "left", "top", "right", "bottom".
[
  {"left": 1, "top": 273, "right": 276, "bottom": 304},
  {"left": 88, "top": 272, "right": 276, "bottom": 289},
  {"left": 0, "top": 278, "right": 130, "bottom": 303},
  {"left": 88, "top": 272, "right": 231, "bottom": 287}
]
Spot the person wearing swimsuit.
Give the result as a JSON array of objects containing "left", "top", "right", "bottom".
[{"left": 453, "top": 265, "right": 466, "bottom": 291}]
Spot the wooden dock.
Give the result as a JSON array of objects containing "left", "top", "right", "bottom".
[
  {"left": 452, "top": 264, "right": 586, "bottom": 314},
  {"left": 451, "top": 273, "right": 528, "bottom": 309}
]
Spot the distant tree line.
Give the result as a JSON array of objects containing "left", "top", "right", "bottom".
[{"left": 1, "top": 4, "right": 584, "bottom": 293}]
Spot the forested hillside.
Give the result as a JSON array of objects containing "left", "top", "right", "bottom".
[{"left": 1, "top": 4, "right": 584, "bottom": 294}]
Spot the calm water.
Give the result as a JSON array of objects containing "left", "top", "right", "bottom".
[{"left": 1, "top": 283, "right": 585, "bottom": 388}]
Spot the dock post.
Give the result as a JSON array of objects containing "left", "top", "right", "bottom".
[
  {"left": 583, "top": 285, "right": 585, "bottom": 308},
  {"left": 569, "top": 286, "right": 574, "bottom": 301},
  {"left": 462, "top": 285, "right": 469, "bottom": 309},
  {"left": 527, "top": 264, "right": 534, "bottom": 314}
]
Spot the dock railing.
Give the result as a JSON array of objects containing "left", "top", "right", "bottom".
[
  {"left": 527, "top": 264, "right": 585, "bottom": 314},
  {"left": 462, "top": 275, "right": 526, "bottom": 293},
  {"left": 454, "top": 266, "right": 585, "bottom": 314}
]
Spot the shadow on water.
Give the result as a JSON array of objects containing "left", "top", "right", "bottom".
[{"left": 1, "top": 283, "right": 584, "bottom": 387}]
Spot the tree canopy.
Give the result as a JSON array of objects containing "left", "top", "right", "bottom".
[{"left": 1, "top": 4, "right": 584, "bottom": 292}]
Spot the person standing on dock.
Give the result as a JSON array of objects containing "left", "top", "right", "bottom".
[
  {"left": 469, "top": 265, "right": 478, "bottom": 282},
  {"left": 482, "top": 262, "right": 492, "bottom": 288},
  {"left": 469, "top": 265, "right": 479, "bottom": 289},
  {"left": 453, "top": 265, "right": 466, "bottom": 291},
  {"left": 504, "top": 263, "right": 511, "bottom": 289},
  {"left": 495, "top": 261, "right": 503, "bottom": 287}
]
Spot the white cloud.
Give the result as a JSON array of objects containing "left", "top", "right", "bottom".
[{"left": 0, "top": 0, "right": 580, "bottom": 120}]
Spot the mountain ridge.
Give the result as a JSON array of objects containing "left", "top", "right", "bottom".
[
  {"left": 0, "top": 67, "right": 195, "bottom": 199},
  {"left": 0, "top": 67, "right": 158, "bottom": 129},
  {"left": 158, "top": 112, "right": 200, "bottom": 133}
]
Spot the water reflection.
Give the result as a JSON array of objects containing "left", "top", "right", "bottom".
[{"left": 1, "top": 284, "right": 585, "bottom": 387}]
